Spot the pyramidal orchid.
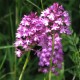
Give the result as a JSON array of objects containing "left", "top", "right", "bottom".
[{"left": 14, "top": 3, "right": 71, "bottom": 75}]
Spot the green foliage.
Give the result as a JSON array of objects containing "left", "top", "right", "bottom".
[
  {"left": 62, "top": 32, "right": 80, "bottom": 80},
  {"left": 0, "top": 0, "right": 80, "bottom": 80}
]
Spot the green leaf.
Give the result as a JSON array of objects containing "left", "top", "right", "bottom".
[
  {"left": 75, "top": 37, "right": 79, "bottom": 45},
  {"left": 68, "top": 40, "right": 74, "bottom": 45},
  {"left": 69, "top": 46, "right": 76, "bottom": 52},
  {"left": 73, "top": 33, "right": 76, "bottom": 39}
]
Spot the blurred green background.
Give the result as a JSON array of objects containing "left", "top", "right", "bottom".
[{"left": 0, "top": 0, "right": 80, "bottom": 80}]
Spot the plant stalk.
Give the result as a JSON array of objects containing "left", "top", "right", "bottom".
[
  {"left": 49, "top": 34, "right": 54, "bottom": 80},
  {"left": 19, "top": 51, "right": 30, "bottom": 80}
]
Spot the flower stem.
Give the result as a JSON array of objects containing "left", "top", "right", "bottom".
[
  {"left": 49, "top": 34, "right": 54, "bottom": 80},
  {"left": 49, "top": 70, "right": 52, "bottom": 80},
  {"left": 19, "top": 51, "right": 30, "bottom": 80}
]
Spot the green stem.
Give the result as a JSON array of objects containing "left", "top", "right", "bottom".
[
  {"left": 19, "top": 51, "right": 30, "bottom": 80},
  {"left": 49, "top": 70, "right": 52, "bottom": 80},
  {"left": 49, "top": 34, "right": 54, "bottom": 80}
]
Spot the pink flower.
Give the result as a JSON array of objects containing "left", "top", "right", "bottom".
[{"left": 14, "top": 2, "right": 71, "bottom": 75}]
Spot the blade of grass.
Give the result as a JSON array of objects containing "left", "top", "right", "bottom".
[
  {"left": 7, "top": 46, "right": 14, "bottom": 80},
  {"left": 72, "top": 74, "right": 76, "bottom": 80},
  {"left": 0, "top": 72, "right": 15, "bottom": 80},
  {"left": 26, "top": 0, "right": 42, "bottom": 10},
  {"left": 0, "top": 52, "right": 7, "bottom": 70},
  {"left": 0, "top": 45, "right": 14, "bottom": 49},
  {"left": 41, "top": 0, "right": 44, "bottom": 10},
  {"left": 16, "top": 0, "right": 20, "bottom": 27},
  {"left": 0, "top": 12, "right": 13, "bottom": 22},
  {"left": 9, "top": 9, "right": 14, "bottom": 40},
  {"left": 19, "top": 51, "right": 30, "bottom": 80},
  {"left": 64, "top": 66, "right": 76, "bottom": 72}
]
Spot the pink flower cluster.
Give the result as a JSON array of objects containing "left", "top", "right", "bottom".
[
  {"left": 40, "top": 3, "right": 71, "bottom": 34},
  {"left": 14, "top": 3, "right": 71, "bottom": 74}
]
